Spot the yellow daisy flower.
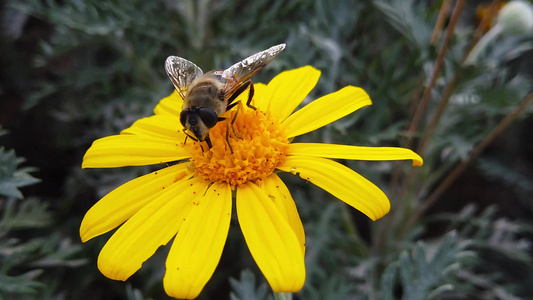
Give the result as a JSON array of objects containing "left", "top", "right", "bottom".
[{"left": 80, "top": 66, "right": 422, "bottom": 299}]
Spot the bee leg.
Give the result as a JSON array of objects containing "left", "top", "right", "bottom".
[
  {"left": 231, "top": 104, "right": 243, "bottom": 139},
  {"left": 224, "top": 118, "right": 235, "bottom": 154},
  {"left": 205, "top": 136, "right": 213, "bottom": 149},
  {"left": 245, "top": 82, "right": 257, "bottom": 110},
  {"left": 226, "top": 101, "right": 239, "bottom": 111},
  {"left": 221, "top": 105, "right": 243, "bottom": 140},
  {"left": 183, "top": 129, "right": 199, "bottom": 144},
  {"left": 183, "top": 129, "right": 208, "bottom": 152},
  {"left": 226, "top": 80, "right": 251, "bottom": 108}
]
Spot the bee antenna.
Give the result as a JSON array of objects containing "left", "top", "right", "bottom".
[{"left": 205, "top": 136, "right": 213, "bottom": 149}]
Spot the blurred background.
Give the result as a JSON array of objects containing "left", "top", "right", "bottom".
[{"left": 1, "top": 0, "right": 533, "bottom": 299}]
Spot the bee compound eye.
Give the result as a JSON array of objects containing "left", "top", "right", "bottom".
[
  {"left": 180, "top": 110, "right": 189, "bottom": 127},
  {"left": 197, "top": 108, "right": 218, "bottom": 128}
]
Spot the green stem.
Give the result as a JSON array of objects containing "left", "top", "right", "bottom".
[
  {"left": 404, "top": 0, "right": 466, "bottom": 149},
  {"left": 273, "top": 292, "right": 292, "bottom": 300},
  {"left": 417, "top": 73, "right": 458, "bottom": 156},
  {"left": 383, "top": 0, "right": 466, "bottom": 246},
  {"left": 404, "top": 91, "right": 533, "bottom": 231}
]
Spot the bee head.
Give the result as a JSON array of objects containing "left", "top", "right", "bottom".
[{"left": 180, "top": 107, "right": 218, "bottom": 142}]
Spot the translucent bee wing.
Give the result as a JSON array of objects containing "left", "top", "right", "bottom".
[
  {"left": 221, "top": 44, "right": 286, "bottom": 97},
  {"left": 165, "top": 56, "right": 204, "bottom": 100}
]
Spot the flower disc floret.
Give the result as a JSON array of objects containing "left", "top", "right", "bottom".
[{"left": 189, "top": 105, "right": 290, "bottom": 187}]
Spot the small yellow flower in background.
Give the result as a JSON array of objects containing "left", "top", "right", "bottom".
[{"left": 80, "top": 66, "right": 423, "bottom": 299}]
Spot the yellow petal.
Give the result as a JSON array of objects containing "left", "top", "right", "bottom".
[
  {"left": 261, "top": 174, "right": 305, "bottom": 255},
  {"left": 97, "top": 177, "right": 208, "bottom": 281},
  {"left": 154, "top": 90, "right": 183, "bottom": 116},
  {"left": 164, "top": 182, "right": 232, "bottom": 299},
  {"left": 80, "top": 163, "right": 193, "bottom": 242},
  {"left": 289, "top": 143, "right": 423, "bottom": 166},
  {"left": 262, "top": 66, "right": 321, "bottom": 121},
  {"left": 278, "top": 156, "right": 390, "bottom": 221},
  {"left": 282, "top": 86, "right": 372, "bottom": 138},
  {"left": 237, "top": 181, "right": 305, "bottom": 292},
  {"left": 250, "top": 83, "right": 268, "bottom": 111},
  {"left": 82, "top": 135, "right": 191, "bottom": 168},
  {"left": 121, "top": 114, "right": 184, "bottom": 142}
]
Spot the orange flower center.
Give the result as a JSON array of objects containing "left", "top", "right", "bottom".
[{"left": 188, "top": 104, "right": 290, "bottom": 187}]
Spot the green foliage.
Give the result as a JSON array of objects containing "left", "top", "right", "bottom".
[
  {"left": 380, "top": 232, "right": 475, "bottom": 300},
  {"left": 373, "top": 0, "right": 433, "bottom": 49},
  {"left": 229, "top": 269, "right": 272, "bottom": 300},
  {"left": 477, "top": 158, "right": 533, "bottom": 207},
  {"left": 0, "top": 148, "right": 40, "bottom": 199},
  {"left": 126, "top": 285, "right": 149, "bottom": 300},
  {"left": 0, "top": 136, "right": 85, "bottom": 299},
  {"left": 427, "top": 205, "right": 533, "bottom": 299},
  {"left": 1, "top": 0, "right": 532, "bottom": 299}
]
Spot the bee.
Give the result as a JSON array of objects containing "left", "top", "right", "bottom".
[{"left": 165, "top": 44, "right": 286, "bottom": 152}]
